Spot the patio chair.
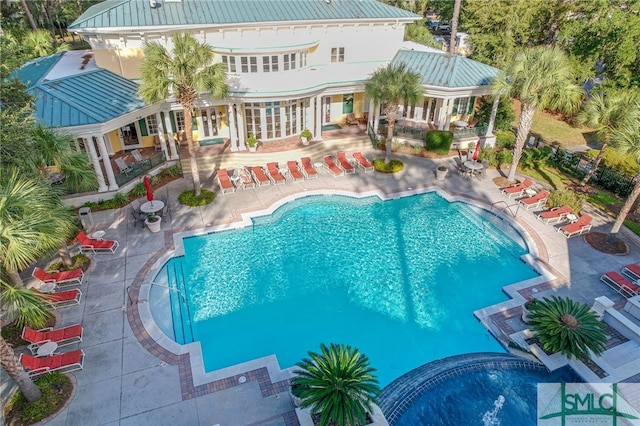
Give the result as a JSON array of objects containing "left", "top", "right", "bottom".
[
  {"left": 153, "top": 135, "right": 162, "bottom": 151},
  {"left": 623, "top": 263, "right": 640, "bottom": 282},
  {"left": 535, "top": 205, "right": 572, "bottom": 225},
  {"left": 266, "top": 162, "right": 286, "bottom": 185},
  {"left": 301, "top": 157, "right": 319, "bottom": 179},
  {"left": 249, "top": 166, "right": 272, "bottom": 187},
  {"left": 76, "top": 231, "right": 119, "bottom": 254},
  {"left": 353, "top": 152, "right": 374, "bottom": 172},
  {"left": 517, "top": 190, "right": 550, "bottom": 211},
  {"left": 131, "top": 198, "right": 142, "bottom": 213},
  {"left": 32, "top": 267, "right": 83, "bottom": 288},
  {"left": 115, "top": 157, "right": 132, "bottom": 175},
  {"left": 500, "top": 178, "right": 533, "bottom": 198},
  {"left": 337, "top": 152, "right": 355, "bottom": 174},
  {"left": 600, "top": 271, "right": 640, "bottom": 298},
  {"left": 22, "top": 324, "right": 84, "bottom": 355},
  {"left": 556, "top": 214, "right": 592, "bottom": 238},
  {"left": 346, "top": 113, "right": 358, "bottom": 125},
  {"left": 131, "top": 149, "right": 152, "bottom": 168},
  {"left": 37, "top": 289, "right": 82, "bottom": 308},
  {"left": 216, "top": 169, "right": 236, "bottom": 194},
  {"left": 287, "top": 161, "right": 305, "bottom": 182},
  {"left": 131, "top": 208, "right": 147, "bottom": 227},
  {"left": 324, "top": 155, "right": 345, "bottom": 177},
  {"left": 20, "top": 349, "right": 85, "bottom": 377}
]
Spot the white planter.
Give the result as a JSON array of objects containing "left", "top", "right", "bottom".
[
  {"left": 248, "top": 145, "right": 257, "bottom": 152},
  {"left": 296, "top": 404, "right": 388, "bottom": 426},
  {"left": 436, "top": 168, "right": 448, "bottom": 181},
  {"left": 301, "top": 137, "right": 309, "bottom": 146},
  {"left": 145, "top": 217, "right": 162, "bottom": 233}
]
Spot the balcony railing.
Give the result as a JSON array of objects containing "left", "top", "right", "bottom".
[
  {"left": 377, "top": 124, "right": 487, "bottom": 142},
  {"left": 114, "top": 151, "right": 166, "bottom": 186}
]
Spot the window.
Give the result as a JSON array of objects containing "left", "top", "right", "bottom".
[
  {"left": 240, "top": 57, "right": 249, "bottom": 73},
  {"left": 331, "top": 47, "right": 345, "bottom": 63},
  {"left": 250, "top": 57, "right": 257, "bottom": 73},
  {"left": 244, "top": 103, "right": 262, "bottom": 139},
  {"left": 174, "top": 110, "right": 185, "bottom": 132},
  {"left": 284, "top": 53, "right": 297, "bottom": 71},
  {"left": 222, "top": 56, "right": 237, "bottom": 73},
  {"left": 263, "top": 56, "right": 271, "bottom": 72},
  {"left": 145, "top": 114, "right": 159, "bottom": 135}
]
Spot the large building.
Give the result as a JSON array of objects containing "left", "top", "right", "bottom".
[{"left": 13, "top": 0, "right": 500, "bottom": 192}]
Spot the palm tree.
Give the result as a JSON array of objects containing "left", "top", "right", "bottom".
[
  {"left": 578, "top": 90, "right": 640, "bottom": 185},
  {"left": 492, "top": 47, "right": 583, "bottom": 182},
  {"left": 139, "top": 33, "right": 229, "bottom": 196},
  {"left": 448, "top": 0, "right": 462, "bottom": 55},
  {"left": 291, "top": 343, "right": 380, "bottom": 426},
  {"left": 605, "top": 119, "right": 640, "bottom": 243},
  {"left": 365, "top": 63, "right": 422, "bottom": 164},
  {"left": 527, "top": 296, "right": 607, "bottom": 360},
  {"left": 0, "top": 169, "right": 77, "bottom": 287}
]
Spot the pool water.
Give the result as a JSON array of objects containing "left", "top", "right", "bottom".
[{"left": 156, "top": 193, "right": 538, "bottom": 385}]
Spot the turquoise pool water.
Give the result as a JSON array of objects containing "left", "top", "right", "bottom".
[{"left": 155, "top": 193, "right": 538, "bottom": 385}]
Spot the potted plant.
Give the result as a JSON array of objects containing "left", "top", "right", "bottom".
[
  {"left": 246, "top": 133, "right": 259, "bottom": 152},
  {"left": 300, "top": 129, "right": 313, "bottom": 146},
  {"left": 145, "top": 213, "right": 162, "bottom": 233},
  {"left": 436, "top": 165, "right": 448, "bottom": 180}
]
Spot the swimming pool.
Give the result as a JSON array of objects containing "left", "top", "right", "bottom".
[{"left": 153, "top": 192, "right": 538, "bottom": 385}]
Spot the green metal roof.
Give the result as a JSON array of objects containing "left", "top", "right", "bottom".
[
  {"left": 392, "top": 50, "right": 500, "bottom": 88},
  {"left": 69, "top": 0, "right": 419, "bottom": 30},
  {"left": 11, "top": 55, "right": 145, "bottom": 128}
]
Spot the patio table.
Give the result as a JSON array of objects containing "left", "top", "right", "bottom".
[{"left": 140, "top": 200, "right": 165, "bottom": 215}]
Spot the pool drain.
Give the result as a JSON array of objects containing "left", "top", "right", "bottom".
[{"left": 238, "top": 375, "right": 247, "bottom": 384}]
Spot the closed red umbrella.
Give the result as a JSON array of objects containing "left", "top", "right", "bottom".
[
  {"left": 143, "top": 176, "right": 154, "bottom": 202},
  {"left": 471, "top": 139, "right": 481, "bottom": 162}
]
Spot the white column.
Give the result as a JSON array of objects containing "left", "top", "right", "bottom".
[
  {"left": 485, "top": 93, "right": 501, "bottom": 137},
  {"left": 155, "top": 112, "right": 169, "bottom": 158},
  {"left": 373, "top": 104, "right": 381, "bottom": 134},
  {"left": 368, "top": 99, "right": 375, "bottom": 127},
  {"left": 84, "top": 137, "right": 108, "bottom": 192},
  {"left": 95, "top": 135, "right": 118, "bottom": 190},
  {"left": 228, "top": 103, "right": 239, "bottom": 151},
  {"left": 445, "top": 98, "right": 455, "bottom": 129},
  {"left": 314, "top": 94, "right": 323, "bottom": 140},
  {"left": 236, "top": 105, "right": 247, "bottom": 150},
  {"left": 307, "top": 96, "right": 315, "bottom": 136},
  {"left": 163, "top": 112, "right": 178, "bottom": 160}
]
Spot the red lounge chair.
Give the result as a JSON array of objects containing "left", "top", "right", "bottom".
[
  {"left": 32, "top": 267, "right": 83, "bottom": 288},
  {"left": 536, "top": 205, "right": 572, "bottom": 225},
  {"left": 287, "top": 161, "right": 305, "bottom": 182},
  {"left": 353, "top": 152, "right": 374, "bottom": 172},
  {"left": 249, "top": 166, "right": 271, "bottom": 187},
  {"left": 22, "top": 324, "right": 84, "bottom": 354},
  {"left": 623, "top": 263, "right": 640, "bottom": 282},
  {"left": 20, "top": 349, "right": 85, "bottom": 377},
  {"left": 501, "top": 178, "right": 533, "bottom": 199},
  {"left": 216, "top": 169, "right": 235, "bottom": 194},
  {"left": 337, "top": 152, "right": 355, "bottom": 174},
  {"left": 600, "top": 271, "right": 640, "bottom": 298},
  {"left": 517, "top": 190, "right": 550, "bottom": 211},
  {"left": 266, "top": 162, "right": 286, "bottom": 185},
  {"left": 324, "top": 155, "right": 344, "bottom": 177},
  {"left": 556, "top": 214, "right": 592, "bottom": 238},
  {"left": 76, "top": 231, "right": 119, "bottom": 254},
  {"left": 301, "top": 157, "right": 318, "bottom": 179},
  {"left": 238, "top": 167, "right": 255, "bottom": 189},
  {"left": 37, "top": 289, "right": 82, "bottom": 308}
]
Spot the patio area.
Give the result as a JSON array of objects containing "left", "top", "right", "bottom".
[{"left": 3, "top": 137, "right": 640, "bottom": 425}]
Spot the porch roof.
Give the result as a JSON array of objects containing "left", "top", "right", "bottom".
[
  {"left": 392, "top": 49, "right": 500, "bottom": 89},
  {"left": 69, "top": 0, "right": 419, "bottom": 30},
  {"left": 11, "top": 53, "right": 146, "bottom": 128}
]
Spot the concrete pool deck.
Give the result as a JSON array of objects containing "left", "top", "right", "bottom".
[{"left": 4, "top": 138, "right": 640, "bottom": 425}]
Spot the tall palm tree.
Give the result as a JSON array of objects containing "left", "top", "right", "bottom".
[
  {"left": 448, "top": 0, "right": 462, "bottom": 55},
  {"left": 365, "top": 63, "right": 422, "bottom": 163},
  {"left": 0, "top": 169, "right": 76, "bottom": 287},
  {"left": 492, "top": 47, "right": 583, "bottom": 182},
  {"left": 527, "top": 296, "right": 607, "bottom": 360},
  {"left": 20, "top": 0, "right": 37, "bottom": 30},
  {"left": 291, "top": 343, "right": 380, "bottom": 426},
  {"left": 578, "top": 91, "right": 640, "bottom": 185},
  {"left": 139, "top": 33, "right": 229, "bottom": 196}
]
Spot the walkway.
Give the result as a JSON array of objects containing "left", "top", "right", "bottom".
[{"left": 3, "top": 140, "right": 640, "bottom": 425}]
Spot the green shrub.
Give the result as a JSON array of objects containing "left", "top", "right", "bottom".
[
  {"left": 6, "top": 372, "right": 71, "bottom": 424},
  {"left": 496, "top": 149, "right": 513, "bottom": 168},
  {"left": 178, "top": 188, "right": 215, "bottom": 206},
  {"left": 82, "top": 201, "right": 99, "bottom": 210},
  {"left": 149, "top": 174, "right": 162, "bottom": 186},
  {"left": 425, "top": 130, "right": 453, "bottom": 155},
  {"left": 129, "top": 182, "right": 147, "bottom": 197},
  {"left": 163, "top": 164, "right": 182, "bottom": 178},
  {"left": 519, "top": 146, "right": 553, "bottom": 169},
  {"left": 547, "top": 189, "right": 584, "bottom": 214},
  {"left": 480, "top": 148, "right": 499, "bottom": 167},
  {"left": 372, "top": 158, "right": 404, "bottom": 173},
  {"left": 112, "top": 192, "right": 129, "bottom": 206},
  {"left": 496, "top": 131, "right": 516, "bottom": 149}
]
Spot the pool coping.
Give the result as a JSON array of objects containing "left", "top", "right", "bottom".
[{"left": 127, "top": 186, "right": 559, "bottom": 400}]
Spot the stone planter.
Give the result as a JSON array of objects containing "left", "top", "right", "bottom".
[
  {"left": 145, "top": 216, "right": 162, "bottom": 233},
  {"left": 436, "top": 167, "right": 448, "bottom": 181}
]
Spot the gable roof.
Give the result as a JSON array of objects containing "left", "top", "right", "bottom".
[
  {"left": 11, "top": 53, "right": 145, "bottom": 128},
  {"left": 69, "top": 0, "right": 419, "bottom": 30},
  {"left": 392, "top": 50, "right": 500, "bottom": 88}
]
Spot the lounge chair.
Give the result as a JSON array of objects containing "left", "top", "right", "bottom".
[
  {"left": 115, "top": 157, "right": 132, "bottom": 175},
  {"left": 501, "top": 178, "right": 533, "bottom": 198},
  {"left": 600, "top": 271, "right": 640, "bottom": 298},
  {"left": 323, "top": 155, "right": 345, "bottom": 177},
  {"left": 301, "top": 157, "right": 319, "bottom": 179},
  {"left": 287, "top": 161, "right": 305, "bottom": 182},
  {"left": 38, "top": 289, "right": 82, "bottom": 308},
  {"left": 353, "top": 152, "right": 374, "bottom": 172},
  {"left": 238, "top": 167, "right": 256, "bottom": 189},
  {"left": 517, "top": 189, "right": 550, "bottom": 211},
  {"left": 131, "top": 149, "right": 152, "bottom": 168},
  {"left": 346, "top": 113, "right": 358, "bottom": 125},
  {"left": 76, "top": 231, "right": 119, "bottom": 254},
  {"left": 556, "top": 214, "right": 592, "bottom": 238},
  {"left": 536, "top": 205, "right": 572, "bottom": 225},
  {"left": 249, "top": 166, "right": 272, "bottom": 187},
  {"left": 20, "top": 349, "right": 85, "bottom": 377},
  {"left": 623, "top": 263, "right": 640, "bottom": 282},
  {"left": 22, "top": 324, "right": 84, "bottom": 355},
  {"left": 216, "top": 169, "right": 236, "bottom": 194},
  {"left": 337, "top": 152, "right": 355, "bottom": 174},
  {"left": 266, "top": 162, "right": 286, "bottom": 185},
  {"left": 32, "top": 267, "right": 83, "bottom": 288}
]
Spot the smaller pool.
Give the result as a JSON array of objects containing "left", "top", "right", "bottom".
[{"left": 379, "top": 353, "right": 582, "bottom": 426}]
